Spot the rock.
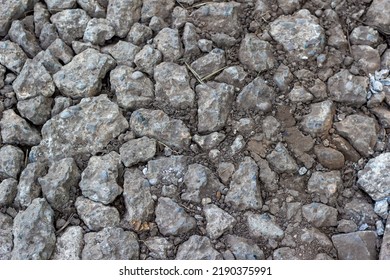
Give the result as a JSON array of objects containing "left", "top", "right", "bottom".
[
  {"left": 82, "top": 227, "right": 139, "bottom": 260},
  {"left": 32, "top": 50, "right": 62, "bottom": 74},
  {"left": 225, "top": 235, "right": 264, "bottom": 260},
  {"left": 83, "top": 18, "right": 115, "bottom": 45},
  {"left": 230, "top": 135, "right": 246, "bottom": 155},
  {"left": 190, "top": 49, "right": 226, "bottom": 78},
  {"left": 38, "top": 158, "right": 80, "bottom": 211},
  {"left": 357, "top": 153, "right": 390, "bottom": 201},
  {"left": 30, "top": 95, "right": 128, "bottom": 162},
  {"left": 79, "top": 152, "right": 122, "bottom": 205},
  {"left": 106, "top": 0, "right": 141, "bottom": 37},
  {"left": 288, "top": 85, "right": 313, "bottom": 103},
  {"left": 134, "top": 45, "right": 162, "bottom": 75},
  {"left": 352, "top": 45, "right": 381, "bottom": 75},
  {"left": 122, "top": 168, "right": 154, "bottom": 226},
  {"left": 284, "top": 126, "right": 314, "bottom": 156},
  {"left": 51, "top": 96, "right": 72, "bottom": 116},
  {"left": 204, "top": 204, "right": 236, "bottom": 239},
  {"left": 257, "top": 158, "right": 278, "bottom": 191},
  {"left": 327, "top": 24, "right": 348, "bottom": 51},
  {"left": 145, "top": 237, "right": 173, "bottom": 259},
  {"left": 236, "top": 77, "right": 275, "bottom": 113},
  {"left": 225, "top": 157, "right": 262, "bottom": 211},
  {"left": 53, "top": 48, "right": 115, "bottom": 98},
  {"left": 332, "top": 231, "right": 377, "bottom": 260},
  {"left": 154, "top": 28, "right": 183, "bottom": 62},
  {"left": 0, "top": 145, "right": 24, "bottom": 179},
  {"left": 12, "top": 198, "right": 56, "bottom": 260},
  {"left": 331, "top": 135, "right": 361, "bottom": 162},
  {"left": 380, "top": 219, "right": 390, "bottom": 259},
  {"left": 266, "top": 143, "right": 298, "bottom": 174},
  {"left": 328, "top": 70, "right": 368, "bottom": 106},
  {"left": 301, "top": 100, "right": 335, "bottom": 137},
  {"left": 176, "top": 235, "right": 222, "bottom": 260},
  {"left": 44, "top": 0, "right": 76, "bottom": 12},
  {"left": 0, "top": 179, "right": 18, "bottom": 207},
  {"left": 344, "top": 199, "right": 378, "bottom": 227},
  {"left": 182, "top": 22, "right": 200, "bottom": 57},
  {"left": 12, "top": 59, "right": 55, "bottom": 100},
  {"left": 154, "top": 62, "right": 194, "bottom": 108},
  {"left": 145, "top": 156, "right": 187, "bottom": 186},
  {"left": 52, "top": 226, "right": 83, "bottom": 260},
  {"left": 302, "top": 203, "right": 338, "bottom": 227},
  {"left": 374, "top": 199, "right": 388, "bottom": 219},
  {"left": 39, "top": 23, "right": 59, "bottom": 50},
  {"left": 50, "top": 9, "right": 90, "bottom": 45},
  {"left": 101, "top": 41, "right": 140, "bottom": 67},
  {"left": 371, "top": 107, "right": 390, "bottom": 128},
  {"left": 155, "top": 197, "right": 196, "bottom": 236},
  {"left": 238, "top": 33, "right": 275, "bottom": 72},
  {"left": 110, "top": 66, "right": 154, "bottom": 109},
  {"left": 193, "top": 132, "right": 226, "bottom": 150},
  {"left": 8, "top": 20, "right": 41, "bottom": 58},
  {"left": 127, "top": 23, "right": 153, "bottom": 45},
  {"left": 47, "top": 39, "right": 73, "bottom": 64},
  {"left": 215, "top": 66, "right": 248, "bottom": 89},
  {"left": 130, "top": 109, "right": 191, "bottom": 150},
  {"left": 247, "top": 212, "right": 284, "bottom": 240},
  {"left": 337, "top": 219, "right": 358, "bottom": 233},
  {"left": 182, "top": 164, "right": 224, "bottom": 203},
  {"left": 0, "top": 213, "right": 13, "bottom": 260},
  {"left": 0, "top": 109, "right": 41, "bottom": 146},
  {"left": 308, "top": 171, "right": 342, "bottom": 199},
  {"left": 0, "top": 0, "right": 32, "bottom": 36},
  {"left": 120, "top": 137, "right": 156, "bottom": 167},
  {"left": 71, "top": 41, "right": 99, "bottom": 54},
  {"left": 273, "top": 247, "right": 299, "bottom": 260},
  {"left": 217, "top": 162, "right": 235, "bottom": 185},
  {"left": 76, "top": 0, "right": 106, "bottom": 18},
  {"left": 17, "top": 95, "right": 53, "bottom": 125},
  {"left": 190, "top": 2, "right": 241, "bottom": 38},
  {"left": 350, "top": 26, "right": 380, "bottom": 47},
  {"left": 334, "top": 114, "right": 377, "bottom": 157},
  {"left": 75, "top": 196, "right": 120, "bottom": 231},
  {"left": 314, "top": 146, "right": 345, "bottom": 170},
  {"left": 273, "top": 64, "right": 294, "bottom": 93},
  {"left": 141, "top": 0, "right": 175, "bottom": 22},
  {"left": 210, "top": 33, "right": 236, "bottom": 49},
  {"left": 269, "top": 9, "right": 325, "bottom": 60},
  {"left": 366, "top": 0, "right": 390, "bottom": 33}
]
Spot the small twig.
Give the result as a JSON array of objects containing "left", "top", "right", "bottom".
[
  {"left": 175, "top": 0, "right": 186, "bottom": 9},
  {"left": 200, "top": 66, "right": 228, "bottom": 82},
  {"left": 24, "top": 149, "right": 29, "bottom": 168},
  {"left": 191, "top": 2, "right": 215, "bottom": 8},
  {"left": 56, "top": 213, "right": 75, "bottom": 235},
  {"left": 185, "top": 62, "right": 203, "bottom": 84}
]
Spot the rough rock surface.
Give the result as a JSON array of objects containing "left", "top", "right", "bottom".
[
  {"left": 266, "top": 143, "right": 298, "bottom": 174},
  {"left": 247, "top": 213, "right": 284, "bottom": 240},
  {"left": 120, "top": 137, "right": 156, "bottom": 167},
  {"left": 0, "top": 145, "right": 24, "bottom": 179},
  {"left": 302, "top": 203, "right": 338, "bottom": 227},
  {"left": 0, "top": 213, "right": 13, "bottom": 260},
  {"left": 237, "top": 77, "right": 275, "bottom": 113},
  {"left": 145, "top": 156, "right": 187, "bottom": 186},
  {"left": 176, "top": 235, "right": 222, "bottom": 260},
  {"left": 107, "top": 0, "right": 141, "bottom": 38},
  {"left": 301, "top": 100, "right": 335, "bottom": 137},
  {"left": 0, "top": 178, "right": 18, "bottom": 207},
  {"left": 52, "top": 226, "right": 83, "bottom": 260},
  {"left": 204, "top": 204, "right": 236, "bottom": 239},
  {"left": 332, "top": 231, "right": 377, "bottom": 260},
  {"left": 0, "top": 41, "right": 27, "bottom": 73},
  {"left": 226, "top": 235, "right": 265, "bottom": 260}
]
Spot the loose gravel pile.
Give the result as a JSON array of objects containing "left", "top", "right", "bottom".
[{"left": 1, "top": 0, "right": 390, "bottom": 260}]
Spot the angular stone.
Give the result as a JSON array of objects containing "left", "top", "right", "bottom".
[
  {"left": 225, "top": 157, "right": 262, "bottom": 211},
  {"left": 374, "top": 200, "right": 388, "bottom": 219},
  {"left": 225, "top": 235, "right": 264, "bottom": 260},
  {"left": 126, "top": 23, "right": 153, "bottom": 45},
  {"left": 332, "top": 231, "right": 377, "bottom": 260},
  {"left": 182, "top": 22, "right": 200, "bottom": 57},
  {"left": 334, "top": 114, "right": 377, "bottom": 157},
  {"left": 9, "top": 20, "right": 41, "bottom": 58},
  {"left": 0, "top": 145, "right": 24, "bottom": 179},
  {"left": 44, "top": 0, "right": 76, "bottom": 12},
  {"left": 0, "top": 47, "right": 28, "bottom": 77},
  {"left": 101, "top": 41, "right": 140, "bottom": 67},
  {"left": 32, "top": 50, "right": 62, "bottom": 74},
  {"left": 284, "top": 126, "right": 314, "bottom": 155},
  {"left": 247, "top": 212, "right": 284, "bottom": 240},
  {"left": 17, "top": 95, "right": 53, "bottom": 125},
  {"left": 154, "top": 28, "right": 183, "bottom": 62},
  {"left": 193, "top": 132, "right": 226, "bottom": 151},
  {"left": 52, "top": 226, "right": 83, "bottom": 260},
  {"left": 288, "top": 85, "right": 313, "bottom": 103},
  {"left": 71, "top": 41, "right": 99, "bottom": 54},
  {"left": 301, "top": 100, "right": 335, "bottom": 137},
  {"left": 83, "top": 18, "right": 115, "bottom": 45},
  {"left": 38, "top": 158, "right": 80, "bottom": 211},
  {"left": 51, "top": 96, "right": 72, "bottom": 116},
  {"left": 350, "top": 26, "right": 380, "bottom": 47},
  {"left": 273, "top": 64, "right": 294, "bottom": 93},
  {"left": 215, "top": 66, "right": 248, "bottom": 89},
  {"left": 314, "top": 146, "right": 345, "bottom": 170},
  {"left": 53, "top": 48, "right": 115, "bottom": 98},
  {"left": 75, "top": 196, "right": 120, "bottom": 231},
  {"left": 176, "top": 235, "right": 222, "bottom": 260},
  {"left": 141, "top": 0, "right": 175, "bottom": 22},
  {"left": 144, "top": 237, "right": 173, "bottom": 260},
  {"left": 300, "top": 227, "right": 334, "bottom": 251},
  {"left": 190, "top": 48, "right": 226, "bottom": 78},
  {"left": 352, "top": 45, "right": 381, "bottom": 75},
  {"left": 239, "top": 33, "right": 275, "bottom": 72},
  {"left": 345, "top": 199, "right": 378, "bottom": 227},
  {"left": 12, "top": 198, "right": 56, "bottom": 260},
  {"left": 120, "top": 137, "right": 156, "bottom": 167},
  {"left": 39, "top": 23, "right": 59, "bottom": 50},
  {"left": 266, "top": 143, "right": 298, "bottom": 174},
  {"left": 237, "top": 77, "right": 275, "bottom": 113},
  {"left": 134, "top": 45, "right": 162, "bottom": 75},
  {"left": 327, "top": 24, "right": 348, "bottom": 51},
  {"left": 308, "top": 171, "right": 342, "bottom": 198},
  {"left": 0, "top": 0, "right": 32, "bottom": 36},
  {"left": 337, "top": 219, "right": 358, "bottom": 233},
  {"left": 145, "top": 156, "right": 187, "bottom": 186},
  {"left": 204, "top": 204, "right": 236, "bottom": 239},
  {"left": 155, "top": 197, "right": 196, "bottom": 236},
  {"left": 366, "top": 0, "right": 390, "bottom": 33},
  {"left": 130, "top": 109, "right": 190, "bottom": 150},
  {"left": 0, "top": 178, "right": 18, "bottom": 207},
  {"left": 0, "top": 213, "right": 13, "bottom": 260},
  {"left": 370, "top": 106, "right": 390, "bottom": 128},
  {"left": 380, "top": 219, "right": 390, "bottom": 259},
  {"left": 76, "top": 0, "right": 106, "bottom": 18},
  {"left": 302, "top": 203, "right": 338, "bottom": 227},
  {"left": 46, "top": 38, "right": 73, "bottom": 65},
  {"left": 82, "top": 227, "right": 139, "bottom": 260}
]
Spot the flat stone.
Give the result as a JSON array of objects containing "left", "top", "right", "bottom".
[
  {"left": 0, "top": 213, "right": 13, "bottom": 260},
  {"left": 52, "top": 226, "right": 83, "bottom": 260},
  {"left": 134, "top": 45, "right": 162, "bottom": 75},
  {"left": 76, "top": 0, "right": 106, "bottom": 18},
  {"left": 350, "top": 26, "right": 380, "bottom": 47},
  {"left": 225, "top": 235, "right": 264, "bottom": 260},
  {"left": 332, "top": 231, "right": 377, "bottom": 260},
  {"left": 176, "top": 235, "right": 222, "bottom": 260},
  {"left": 284, "top": 126, "right": 315, "bottom": 154},
  {"left": 144, "top": 237, "right": 173, "bottom": 260},
  {"left": 380, "top": 219, "right": 390, "bottom": 259},
  {"left": 17, "top": 95, "right": 53, "bottom": 125},
  {"left": 9, "top": 20, "right": 41, "bottom": 58},
  {"left": 266, "top": 143, "right": 298, "bottom": 174},
  {"left": 215, "top": 66, "right": 248, "bottom": 89},
  {"left": 83, "top": 18, "right": 115, "bottom": 45},
  {"left": 12, "top": 198, "right": 56, "bottom": 260},
  {"left": 107, "top": 0, "right": 141, "bottom": 38},
  {"left": 154, "top": 28, "right": 183, "bottom": 62},
  {"left": 288, "top": 85, "right": 313, "bottom": 103},
  {"left": 127, "top": 23, "right": 153, "bottom": 45},
  {"left": 155, "top": 197, "right": 196, "bottom": 236},
  {"left": 204, "top": 204, "right": 236, "bottom": 239},
  {"left": 302, "top": 203, "right": 338, "bottom": 227},
  {"left": 344, "top": 199, "right": 378, "bottom": 227},
  {"left": 237, "top": 77, "right": 275, "bottom": 113},
  {"left": 334, "top": 114, "right": 378, "bottom": 157},
  {"left": 352, "top": 45, "right": 381, "bottom": 75},
  {"left": 301, "top": 100, "right": 335, "bottom": 137},
  {"left": 308, "top": 171, "right": 342, "bottom": 198},
  {"left": 190, "top": 49, "right": 226, "bottom": 78},
  {"left": 247, "top": 212, "right": 284, "bottom": 240},
  {"left": 314, "top": 146, "right": 345, "bottom": 170},
  {"left": 145, "top": 156, "right": 187, "bottom": 186},
  {"left": 141, "top": 0, "right": 175, "bottom": 22},
  {"left": 120, "top": 137, "right": 156, "bottom": 167},
  {"left": 366, "top": 0, "right": 390, "bottom": 33},
  {"left": 101, "top": 41, "right": 140, "bottom": 67},
  {"left": 331, "top": 135, "right": 361, "bottom": 162},
  {"left": 0, "top": 178, "right": 18, "bottom": 207},
  {"left": 0, "top": 145, "right": 24, "bottom": 179},
  {"left": 193, "top": 132, "right": 226, "bottom": 150}
]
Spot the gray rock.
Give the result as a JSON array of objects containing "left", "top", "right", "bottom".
[
  {"left": 0, "top": 41, "right": 27, "bottom": 74},
  {"left": 225, "top": 235, "right": 264, "bottom": 260},
  {"left": 269, "top": 9, "right": 325, "bottom": 60},
  {"left": 337, "top": 219, "right": 358, "bottom": 233},
  {"left": 288, "top": 85, "right": 313, "bottom": 103},
  {"left": 247, "top": 212, "right": 284, "bottom": 240},
  {"left": 263, "top": 116, "right": 281, "bottom": 140},
  {"left": 0, "top": 65, "right": 5, "bottom": 89},
  {"left": 0, "top": 145, "right": 24, "bottom": 179},
  {"left": 277, "top": 0, "right": 300, "bottom": 14},
  {"left": 38, "top": 158, "right": 80, "bottom": 211},
  {"left": 190, "top": 49, "right": 226, "bottom": 78},
  {"left": 225, "top": 157, "right": 262, "bottom": 211},
  {"left": 182, "top": 22, "right": 200, "bottom": 57},
  {"left": 13, "top": 59, "right": 55, "bottom": 100},
  {"left": 154, "top": 28, "right": 183, "bottom": 62},
  {"left": 352, "top": 45, "right": 381, "bottom": 75},
  {"left": 144, "top": 237, "right": 173, "bottom": 259},
  {"left": 0, "top": 109, "right": 41, "bottom": 146},
  {"left": 239, "top": 33, "right": 275, "bottom": 73},
  {"left": 39, "top": 23, "right": 59, "bottom": 50},
  {"left": 0, "top": 0, "right": 32, "bottom": 36},
  {"left": 44, "top": 0, "right": 76, "bottom": 12},
  {"left": 53, "top": 48, "right": 115, "bottom": 98},
  {"left": 145, "top": 156, "right": 187, "bottom": 186},
  {"left": 130, "top": 109, "right": 191, "bottom": 150},
  {"left": 141, "top": 0, "right": 175, "bottom": 22},
  {"left": 155, "top": 197, "right": 196, "bottom": 236},
  {"left": 371, "top": 107, "right": 390, "bottom": 128},
  {"left": 101, "top": 41, "right": 140, "bottom": 67},
  {"left": 345, "top": 199, "right": 378, "bottom": 227},
  {"left": 12, "top": 198, "right": 56, "bottom": 260},
  {"left": 83, "top": 18, "right": 115, "bottom": 45},
  {"left": 257, "top": 158, "right": 278, "bottom": 191},
  {"left": 0, "top": 178, "right": 18, "bottom": 207},
  {"left": 154, "top": 62, "right": 194, "bottom": 108},
  {"left": 126, "top": 23, "right": 153, "bottom": 45},
  {"left": 80, "top": 152, "right": 122, "bottom": 205},
  {"left": 75, "top": 196, "right": 120, "bottom": 231},
  {"left": 302, "top": 203, "right": 338, "bottom": 227},
  {"left": 357, "top": 153, "right": 390, "bottom": 201},
  {"left": 82, "top": 227, "right": 139, "bottom": 260},
  {"left": 52, "top": 226, "right": 83, "bottom": 260},
  {"left": 266, "top": 143, "right": 298, "bottom": 174},
  {"left": 71, "top": 41, "right": 100, "bottom": 54},
  {"left": 134, "top": 45, "right": 162, "bottom": 75},
  {"left": 314, "top": 146, "right": 345, "bottom": 170},
  {"left": 328, "top": 69, "right": 368, "bottom": 106},
  {"left": 215, "top": 66, "right": 248, "bottom": 89},
  {"left": 273, "top": 247, "right": 299, "bottom": 260},
  {"left": 0, "top": 213, "right": 13, "bottom": 260},
  {"left": 122, "top": 168, "right": 154, "bottom": 226},
  {"left": 204, "top": 204, "right": 236, "bottom": 239},
  {"left": 327, "top": 24, "right": 348, "bottom": 51},
  {"left": 273, "top": 64, "right": 294, "bottom": 93},
  {"left": 380, "top": 219, "right": 390, "bottom": 259},
  {"left": 120, "top": 137, "right": 156, "bottom": 167},
  {"left": 32, "top": 50, "right": 62, "bottom": 74},
  {"left": 198, "top": 40, "right": 213, "bottom": 54},
  {"left": 196, "top": 82, "right": 235, "bottom": 133},
  {"left": 76, "top": 0, "right": 106, "bottom": 18},
  {"left": 350, "top": 26, "right": 380, "bottom": 47},
  {"left": 51, "top": 9, "right": 90, "bottom": 45},
  {"left": 210, "top": 33, "right": 236, "bottom": 49},
  {"left": 236, "top": 77, "right": 275, "bottom": 113},
  {"left": 192, "top": 132, "right": 226, "bottom": 151},
  {"left": 374, "top": 199, "right": 388, "bottom": 219},
  {"left": 172, "top": 6, "right": 187, "bottom": 28},
  {"left": 230, "top": 135, "right": 245, "bottom": 155},
  {"left": 308, "top": 171, "right": 342, "bottom": 199},
  {"left": 301, "top": 100, "right": 335, "bottom": 137},
  {"left": 332, "top": 231, "right": 377, "bottom": 260},
  {"left": 110, "top": 66, "right": 154, "bottom": 109},
  {"left": 9, "top": 20, "right": 41, "bottom": 58},
  {"left": 51, "top": 96, "right": 72, "bottom": 116},
  {"left": 176, "top": 235, "right": 222, "bottom": 260},
  {"left": 149, "top": 16, "right": 168, "bottom": 32},
  {"left": 17, "top": 95, "right": 53, "bottom": 125},
  {"left": 47, "top": 38, "right": 74, "bottom": 65},
  {"left": 334, "top": 114, "right": 378, "bottom": 157},
  {"left": 366, "top": 0, "right": 390, "bottom": 33},
  {"left": 30, "top": 95, "right": 128, "bottom": 162}
]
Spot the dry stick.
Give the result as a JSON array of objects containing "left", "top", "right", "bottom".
[
  {"left": 56, "top": 213, "right": 75, "bottom": 235},
  {"left": 185, "top": 62, "right": 203, "bottom": 84},
  {"left": 191, "top": 2, "right": 215, "bottom": 8},
  {"left": 200, "top": 66, "right": 228, "bottom": 82}
]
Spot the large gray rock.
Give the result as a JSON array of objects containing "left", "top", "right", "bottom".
[
  {"left": 52, "top": 226, "right": 83, "bottom": 260},
  {"left": 127, "top": 22, "right": 153, "bottom": 45},
  {"left": 0, "top": 0, "right": 33, "bottom": 36},
  {"left": 106, "top": 0, "right": 141, "bottom": 38},
  {"left": 154, "top": 28, "right": 183, "bottom": 62},
  {"left": 0, "top": 178, "right": 18, "bottom": 207},
  {"left": 366, "top": 0, "right": 390, "bottom": 33},
  {"left": 82, "top": 227, "right": 139, "bottom": 260},
  {"left": 190, "top": 49, "right": 226, "bottom": 78},
  {"left": 101, "top": 41, "right": 140, "bottom": 67},
  {"left": 351, "top": 45, "right": 381, "bottom": 75},
  {"left": 130, "top": 109, "right": 191, "bottom": 150},
  {"left": 8, "top": 20, "right": 41, "bottom": 58},
  {"left": 17, "top": 95, "right": 53, "bottom": 125},
  {"left": 301, "top": 100, "right": 335, "bottom": 137},
  {"left": 332, "top": 231, "right": 377, "bottom": 260},
  {"left": 0, "top": 111, "right": 38, "bottom": 146},
  {"left": 83, "top": 18, "right": 115, "bottom": 45},
  {"left": 0, "top": 145, "right": 24, "bottom": 179},
  {"left": 350, "top": 26, "right": 380, "bottom": 47},
  {"left": 225, "top": 157, "right": 262, "bottom": 211},
  {"left": 144, "top": 237, "right": 173, "bottom": 260},
  {"left": 215, "top": 66, "right": 248, "bottom": 89},
  {"left": 357, "top": 153, "right": 390, "bottom": 201},
  {"left": 0, "top": 41, "right": 27, "bottom": 73},
  {"left": 308, "top": 171, "right": 342, "bottom": 199},
  {"left": 225, "top": 235, "right": 265, "bottom": 260},
  {"left": 76, "top": 0, "right": 106, "bottom": 18},
  {"left": 44, "top": 0, "right": 76, "bottom": 12},
  {"left": 204, "top": 204, "right": 236, "bottom": 239},
  {"left": 120, "top": 137, "right": 156, "bottom": 167},
  {"left": 141, "top": 0, "right": 175, "bottom": 21},
  {"left": 29, "top": 95, "right": 128, "bottom": 162},
  {"left": 0, "top": 213, "right": 13, "bottom": 260},
  {"left": 247, "top": 212, "right": 284, "bottom": 240},
  {"left": 12, "top": 198, "right": 56, "bottom": 260},
  {"left": 176, "top": 235, "right": 222, "bottom": 260},
  {"left": 155, "top": 197, "right": 196, "bottom": 236},
  {"left": 182, "top": 22, "right": 200, "bottom": 57},
  {"left": 53, "top": 48, "right": 115, "bottom": 98},
  {"left": 145, "top": 156, "right": 187, "bottom": 186},
  {"left": 266, "top": 143, "right": 298, "bottom": 174},
  {"left": 302, "top": 203, "right": 338, "bottom": 227},
  {"left": 134, "top": 45, "right": 162, "bottom": 75}
]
